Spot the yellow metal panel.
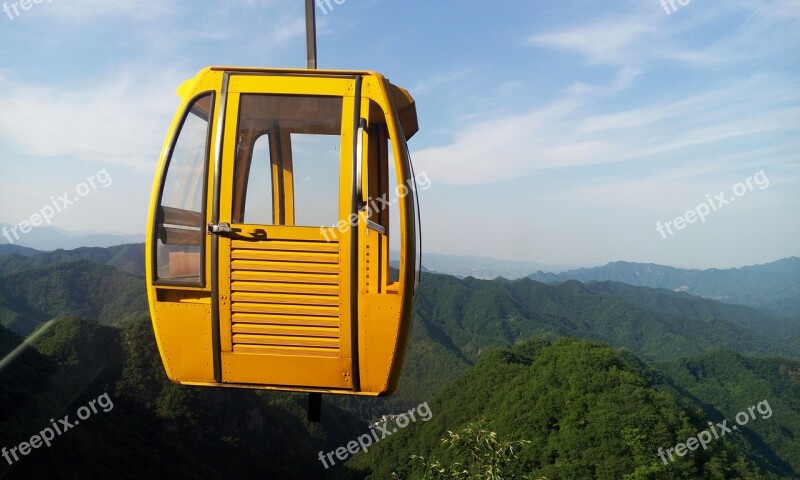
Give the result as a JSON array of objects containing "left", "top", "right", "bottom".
[
  {"left": 231, "top": 291, "right": 339, "bottom": 307},
  {"left": 229, "top": 75, "right": 356, "bottom": 97},
  {"left": 231, "top": 259, "right": 339, "bottom": 274},
  {"left": 231, "top": 281, "right": 338, "bottom": 296},
  {"left": 231, "top": 249, "right": 338, "bottom": 264},
  {"left": 232, "top": 323, "right": 339, "bottom": 338},
  {"left": 146, "top": 68, "right": 221, "bottom": 381},
  {"left": 231, "top": 239, "right": 338, "bottom": 253},
  {"left": 231, "top": 270, "right": 339, "bottom": 285},
  {"left": 230, "top": 345, "right": 341, "bottom": 358},
  {"left": 221, "top": 352, "right": 352, "bottom": 388},
  {"left": 232, "top": 313, "right": 340, "bottom": 328},
  {"left": 153, "top": 302, "right": 215, "bottom": 383},
  {"left": 357, "top": 293, "right": 403, "bottom": 394},
  {"left": 233, "top": 333, "right": 339, "bottom": 348},
  {"left": 232, "top": 302, "right": 338, "bottom": 317}
]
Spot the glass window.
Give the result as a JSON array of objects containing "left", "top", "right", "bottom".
[
  {"left": 233, "top": 94, "right": 342, "bottom": 228},
  {"left": 154, "top": 93, "right": 212, "bottom": 284},
  {"left": 291, "top": 133, "right": 340, "bottom": 226},
  {"left": 238, "top": 134, "right": 274, "bottom": 225}
]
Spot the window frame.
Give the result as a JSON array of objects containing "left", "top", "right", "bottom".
[{"left": 151, "top": 91, "right": 215, "bottom": 288}]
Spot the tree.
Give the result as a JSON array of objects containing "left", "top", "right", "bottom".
[{"left": 394, "top": 419, "right": 542, "bottom": 480}]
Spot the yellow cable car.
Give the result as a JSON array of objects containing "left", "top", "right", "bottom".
[{"left": 145, "top": 67, "right": 420, "bottom": 402}]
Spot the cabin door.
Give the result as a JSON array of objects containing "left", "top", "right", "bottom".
[{"left": 212, "top": 73, "right": 360, "bottom": 390}]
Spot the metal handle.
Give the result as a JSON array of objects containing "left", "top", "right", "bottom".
[
  {"left": 208, "top": 222, "right": 235, "bottom": 235},
  {"left": 208, "top": 222, "right": 256, "bottom": 239}
]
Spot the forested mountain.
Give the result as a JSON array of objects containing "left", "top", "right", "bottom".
[
  {"left": 0, "top": 318, "right": 363, "bottom": 479},
  {"left": 0, "top": 260, "right": 147, "bottom": 335},
  {"left": 339, "top": 339, "right": 799, "bottom": 479},
  {"left": 0, "top": 243, "right": 144, "bottom": 276},
  {"left": 336, "top": 273, "right": 797, "bottom": 421},
  {"left": 529, "top": 258, "right": 800, "bottom": 318},
  {"left": 0, "top": 244, "right": 39, "bottom": 257},
  {"left": 1, "top": 246, "right": 797, "bottom": 478},
  {"left": 580, "top": 280, "right": 798, "bottom": 338},
  {"left": 657, "top": 351, "right": 800, "bottom": 475}
]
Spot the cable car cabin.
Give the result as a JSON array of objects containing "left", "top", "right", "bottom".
[{"left": 145, "top": 67, "right": 420, "bottom": 397}]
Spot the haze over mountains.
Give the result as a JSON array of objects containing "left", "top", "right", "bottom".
[
  {"left": 529, "top": 258, "right": 800, "bottom": 318},
  {"left": 0, "top": 224, "right": 143, "bottom": 251},
  {"left": 0, "top": 244, "right": 797, "bottom": 478}
]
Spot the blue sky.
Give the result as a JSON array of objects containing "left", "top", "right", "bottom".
[{"left": 0, "top": 0, "right": 798, "bottom": 268}]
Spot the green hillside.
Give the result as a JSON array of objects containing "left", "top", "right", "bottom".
[
  {"left": 0, "top": 243, "right": 144, "bottom": 276},
  {"left": 361, "top": 273, "right": 796, "bottom": 417},
  {"left": 1, "top": 247, "right": 797, "bottom": 478},
  {"left": 340, "top": 339, "right": 791, "bottom": 479},
  {"left": 0, "top": 317, "right": 365, "bottom": 479},
  {"left": 0, "top": 260, "right": 147, "bottom": 334},
  {"left": 581, "top": 280, "right": 799, "bottom": 339},
  {"left": 657, "top": 351, "right": 800, "bottom": 475}
]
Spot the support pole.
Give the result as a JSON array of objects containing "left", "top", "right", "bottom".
[
  {"left": 305, "top": 0, "right": 318, "bottom": 69},
  {"left": 308, "top": 392, "right": 322, "bottom": 422}
]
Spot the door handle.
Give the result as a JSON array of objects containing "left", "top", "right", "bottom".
[
  {"left": 208, "top": 223, "right": 267, "bottom": 241},
  {"left": 208, "top": 222, "right": 239, "bottom": 236}
]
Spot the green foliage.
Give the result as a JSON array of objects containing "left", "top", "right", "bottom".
[
  {"left": 0, "top": 260, "right": 147, "bottom": 334},
  {"left": 2, "top": 245, "right": 797, "bottom": 479},
  {"left": 399, "top": 420, "right": 533, "bottom": 480},
  {"left": 0, "top": 243, "right": 144, "bottom": 276},
  {"left": 0, "top": 318, "right": 366, "bottom": 479},
  {"left": 348, "top": 271, "right": 798, "bottom": 424},
  {"left": 658, "top": 351, "right": 800, "bottom": 477},
  {"left": 341, "top": 339, "right": 782, "bottom": 480}
]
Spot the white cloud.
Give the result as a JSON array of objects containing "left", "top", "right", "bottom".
[
  {"left": 528, "top": 18, "right": 655, "bottom": 66},
  {"left": 0, "top": 67, "right": 185, "bottom": 170},
  {"left": 412, "top": 74, "right": 799, "bottom": 186}
]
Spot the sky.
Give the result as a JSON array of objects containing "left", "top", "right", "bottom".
[{"left": 0, "top": 0, "right": 798, "bottom": 269}]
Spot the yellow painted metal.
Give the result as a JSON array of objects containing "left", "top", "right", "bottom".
[{"left": 146, "top": 67, "right": 418, "bottom": 396}]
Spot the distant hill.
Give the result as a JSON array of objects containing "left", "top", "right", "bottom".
[
  {"left": 0, "top": 244, "right": 40, "bottom": 257},
  {"left": 0, "top": 243, "right": 144, "bottom": 276},
  {"left": 529, "top": 258, "right": 800, "bottom": 318},
  {"left": 341, "top": 338, "right": 795, "bottom": 479},
  {"left": 0, "top": 260, "right": 147, "bottom": 335},
  {"left": 417, "top": 253, "right": 577, "bottom": 280},
  {"left": 0, "top": 224, "right": 143, "bottom": 251},
  {"left": 580, "top": 280, "right": 798, "bottom": 339},
  {"left": 337, "top": 272, "right": 798, "bottom": 421},
  {"left": 0, "top": 317, "right": 364, "bottom": 479},
  {"left": 1, "top": 247, "right": 798, "bottom": 477}
]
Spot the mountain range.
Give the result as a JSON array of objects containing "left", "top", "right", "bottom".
[
  {"left": 0, "top": 224, "right": 143, "bottom": 251},
  {"left": 0, "top": 245, "right": 797, "bottom": 478},
  {"left": 529, "top": 258, "right": 800, "bottom": 318}
]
